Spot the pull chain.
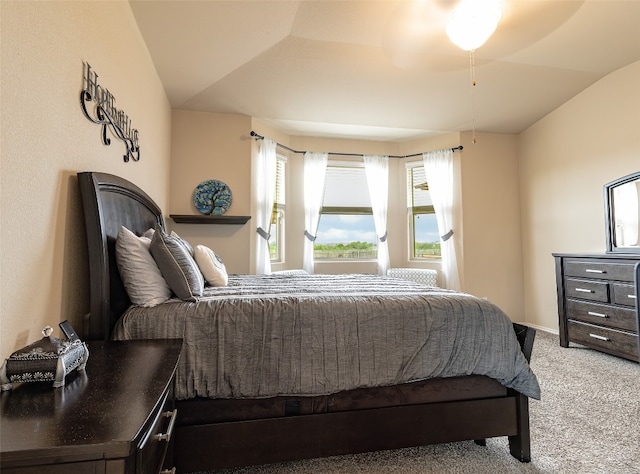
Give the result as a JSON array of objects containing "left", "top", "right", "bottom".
[{"left": 469, "top": 50, "right": 477, "bottom": 144}]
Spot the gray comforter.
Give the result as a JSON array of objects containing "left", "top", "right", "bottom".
[{"left": 112, "top": 273, "right": 540, "bottom": 400}]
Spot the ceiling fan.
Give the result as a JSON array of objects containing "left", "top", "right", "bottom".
[{"left": 381, "top": 0, "right": 584, "bottom": 71}]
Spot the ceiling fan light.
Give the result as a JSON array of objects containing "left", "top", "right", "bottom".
[{"left": 446, "top": 0, "right": 502, "bottom": 51}]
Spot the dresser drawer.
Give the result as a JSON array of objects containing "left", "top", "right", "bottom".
[
  {"left": 566, "top": 299, "right": 638, "bottom": 332},
  {"left": 564, "top": 277, "right": 609, "bottom": 303},
  {"left": 137, "top": 390, "right": 177, "bottom": 474},
  {"left": 611, "top": 283, "right": 637, "bottom": 307},
  {"left": 568, "top": 320, "right": 639, "bottom": 361},
  {"left": 564, "top": 259, "right": 635, "bottom": 282}
]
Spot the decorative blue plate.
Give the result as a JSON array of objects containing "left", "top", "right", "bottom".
[{"left": 193, "top": 179, "right": 232, "bottom": 215}]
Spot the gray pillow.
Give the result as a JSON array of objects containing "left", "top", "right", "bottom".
[
  {"left": 171, "top": 230, "right": 194, "bottom": 255},
  {"left": 150, "top": 230, "right": 204, "bottom": 301}
]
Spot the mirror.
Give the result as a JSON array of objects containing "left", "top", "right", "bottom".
[{"left": 605, "top": 171, "right": 640, "bottom": 253}]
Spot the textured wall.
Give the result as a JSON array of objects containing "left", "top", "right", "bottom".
[
  {"left": 519, "top": 61, "right": 640, "bottom": 332},
  {"left": 0, "top": 1, "right": 172, "bottom": 352}
]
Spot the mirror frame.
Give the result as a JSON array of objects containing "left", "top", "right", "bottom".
[{"left": 604, "top": 171, "right": 640, "bottom": 254}]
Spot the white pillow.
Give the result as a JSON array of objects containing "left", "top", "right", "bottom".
[
  {"left": 194, "top": 245, "right": 228, "bottom": 287},
  {"left": 115, "top": 226, "right": 172, "bottom": 306}
]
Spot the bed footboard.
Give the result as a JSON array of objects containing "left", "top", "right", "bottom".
[
  {"left": 175, "top": 395, "right": 526, "bottom": 472},
  {"left": 173, "top": 324, "right": 535, "bottom": 472}
]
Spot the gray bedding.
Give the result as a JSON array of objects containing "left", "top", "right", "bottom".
[{"left": 112, "top": 273, "right": 540, "bottom": 400}]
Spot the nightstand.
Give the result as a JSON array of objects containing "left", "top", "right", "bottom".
[{"left": 1, "top": 339, "right": 182, "bottom": 474}]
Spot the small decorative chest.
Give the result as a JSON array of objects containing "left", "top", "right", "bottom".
[{"left": 0, "top": 327, "right": 89, "bottom": 391}]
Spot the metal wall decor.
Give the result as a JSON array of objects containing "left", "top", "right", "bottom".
[{"left": 80, "top": 62, "right": 140, "bottom": 162}]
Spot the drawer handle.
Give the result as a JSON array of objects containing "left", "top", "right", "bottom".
[
  {"left": 589, "top": 333, "right": 610, "bottom": 342},
  {"left": 629, "top": 295, "right": 637, "bottom": 299},
  {"left": 160, "top": 469, "right": 176, "bottom": 474},
  {"left": 575, "top": 288, "right": 594, "bottom": 293},
  {"left": 585, "top": 269, "right": 605, "bottom": 274},
  {"left": 154, "top": 409, "right": 178, "bottom": 443},
  {"left": 587, "top": 311, "right": 608, "bottom": 318}
]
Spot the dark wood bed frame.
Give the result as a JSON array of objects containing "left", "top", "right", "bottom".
[{"left": 77, "top": 171, "right": 536, "bottom": 473}]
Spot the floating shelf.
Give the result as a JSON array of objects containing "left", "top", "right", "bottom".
[{"left": 170, "top": 214, "right": 251, "bottom": 225}]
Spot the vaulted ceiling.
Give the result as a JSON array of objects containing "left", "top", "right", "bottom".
[{"left": 130, "top": 0, "right": 640, "bottom": 141}]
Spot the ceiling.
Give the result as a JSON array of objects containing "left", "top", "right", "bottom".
[{"left": 129, "top": 0, "right": 640, "bottom": 141}]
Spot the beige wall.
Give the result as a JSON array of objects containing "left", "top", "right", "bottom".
[
  {"left": 519, "top": 60, "right": 640, "bottom": 332},
  {"left": 169, "top": 110, "right": 252, "bottom": 274},
  {"left": 0, "top": 1, "right": 172, "bottom": 353},
  {"left": 458, "top": 132, "right": 524, "bottom": 319}
]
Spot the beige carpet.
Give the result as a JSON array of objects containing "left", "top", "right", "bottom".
[{"left": 192, "top": 330, "right": 640, "bottom": 474}]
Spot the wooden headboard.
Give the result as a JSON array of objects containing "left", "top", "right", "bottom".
[{"left": 77, "top": 172, "right": 165, "bottom": 340}]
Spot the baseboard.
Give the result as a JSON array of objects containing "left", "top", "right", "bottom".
[{"left": 514, "top": 322, "right": 558, "bottom": 336}]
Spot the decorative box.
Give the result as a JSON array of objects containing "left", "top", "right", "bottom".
[{"left": 0, "top": 327, "right": 89, "bottom": 391}]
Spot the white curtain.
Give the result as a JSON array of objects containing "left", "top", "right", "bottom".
[
  {"left": 422, "top": 149, "right": 460, "bottom": 291},
  {"left": 255, "top": 138, "right": 277, "bottom": 274},
  {"left": 303, "top": 152, "right": 328, "bottom": 274},
  {"left": 364, "top": 154, "right": 390, "bottom": 276}
]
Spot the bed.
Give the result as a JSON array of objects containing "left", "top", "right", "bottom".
[{"left": 77, "top": 171, "right": 540, "bottom": 473}]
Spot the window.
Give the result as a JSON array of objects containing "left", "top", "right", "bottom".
[
  {"left": 269, "top": 156, "right": 286, "bottom": 262},
  {"left": 407, "top": 163, "right": 440, "bottom": 259},
  {"left": 315, "top": 162, "right": 377, "bottom": 260}
]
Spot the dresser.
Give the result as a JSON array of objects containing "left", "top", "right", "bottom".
[
  {"left": 554, "top": 253, "right": 639, "bottom": 362},
  {"left": 1, "top": 339, "right": 182, "bottom": 474}
]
